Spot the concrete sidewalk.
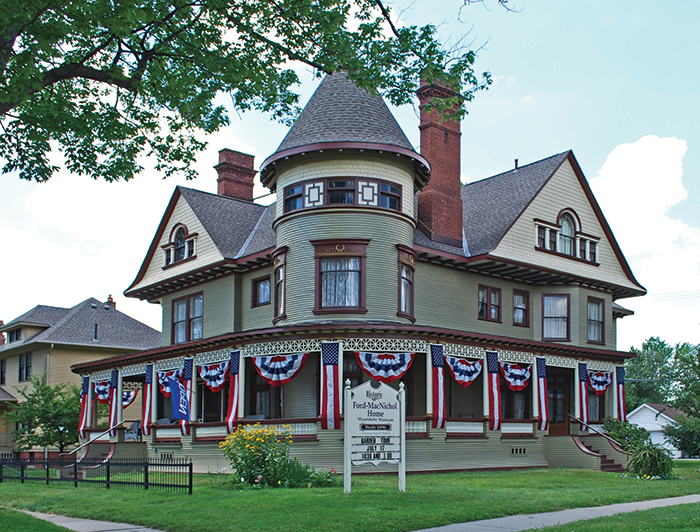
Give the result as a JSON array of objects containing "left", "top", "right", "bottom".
[{"left": 23, "top": 494, "right": 700, "bottom": 532}]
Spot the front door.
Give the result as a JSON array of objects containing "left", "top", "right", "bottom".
[{"left": 547, "top": 371, "right": 571, "bottom": 435}]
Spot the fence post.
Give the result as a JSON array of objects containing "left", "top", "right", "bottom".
[
  {"left": 106, "top": 461, "right": 111, "bottom": 490},
  {"left": 189, "top": 461, "right": 193, "bottom": 495},
  {"left": 74, "top": 460, "right": 78, "bottom": 488},
  {"left": 0, "top": 462, "right": 3, "bottom": 483},
  {"left": 46, "top": 459, "right": 50, "bottom": 485},
  {"left": 20, "top": 462, "right": 25, "bottom": 484},
  {"left": 144, "top": 461, "right": 149, "bottom": 490}
]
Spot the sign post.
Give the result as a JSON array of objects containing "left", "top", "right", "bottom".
[{"left": 343, "top": 379, "right": 405, "bottom": 494}]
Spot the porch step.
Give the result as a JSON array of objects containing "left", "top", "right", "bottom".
[{"left": 583, "top": 443, "right": 625, "bottom": 473}]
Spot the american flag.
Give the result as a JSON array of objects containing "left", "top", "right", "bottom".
[
  {"left": 226, "top": 351, "right": 240, "bottom": 432},
  {"left": 588, "top": 371, "right": 612, "bottom": 395},
  {"left": 179, "top": 358, "right": 194, "bottom": 436},
  {"left": 142, "top": 364, "right": 153, "bottom": 436},
  {"left": 578, "top": 362, "right": 589, "bottom": 431},
  {"left": 616, "top": 366, "right": 627, "bottom": 422},
  {"left": 431, "top": 344, "right": 446, "bottom": 429},
  {"left": 321, "top": 342, "right": 341, "bottom": 430},
  {"left": 536, "top": 357, "right": 549, "bottom": 431},
  {"left": 78, "top": 376, "right": 90, "bottom": 439},
  {"left": 486, "top": 351, "right": 501, "bottom": 431},
  {"left": 108, "top": 369, "right": 119, "bottom": 436}
]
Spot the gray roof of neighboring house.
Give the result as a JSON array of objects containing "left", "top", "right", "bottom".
[
  {"left": 0, "top": 386, "right": 17, "bottom": 402},
  {"left": 275, "top": 71, "right": 415, "bottom": 153},
  {"left": 646, "top": 403, "right": 683, "bottom": 421},
  {"left": 0, "top": 305, "right": 70, "bottom": 331},
  {"left": 179, "top": 187, "right": 275, "bottom": 259},
  {"left": 0, "top": 298, "right": 160, "bottom": 353}
]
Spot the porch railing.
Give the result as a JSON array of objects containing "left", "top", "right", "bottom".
[
  {"left": 0, "top": 433, "right": 12, "bottom": 446},
  {"left": 566, "top": 414, "right": 627, "bottom": 453}
]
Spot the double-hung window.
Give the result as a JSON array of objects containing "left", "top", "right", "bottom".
[
  {"left": 478, "top": 286, "right": 501, "bottom": 322},
  {"left": 396, "top": 245, "right": 416, "bottom": 320},
  {"left": 272, "top": 248, "right": 287, "bottom": 323},
  {"left": 587, "top": 297, "right": 604, "bottom": 343},
  {"left": 312, "top": 239, "right": 369, "bottom": 314},
  {"left": 252, "top": 275, "right": 271, "bottom": 307},
  {"left": 0, "top": 359, "right": 5, "bottom": 385},
  {"left": 8, "top": 328, "right": 21, "bottom": 343},
  {"left": 19, "top": 353, "right": 31, "bottom": 381},
  {"left": 513, "top": 290, "right": 530, "bottom": 327},
  {"left": 542, "top": 294, "right": 570, "bottom": 341},
  {"left": 172, "top": 293, "right": 203, "bottom": 344}
]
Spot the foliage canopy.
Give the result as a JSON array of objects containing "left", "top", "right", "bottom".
[{"left": 0, "top": 0, "right": 495, "bottom": 183}]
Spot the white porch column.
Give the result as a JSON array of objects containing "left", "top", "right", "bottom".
[
  {"left": 116, "top": 369, "right": 123, "bottom": 425},
  {"left": 238, "top": 355, "right": 246, "bottom": 418},
  {"left": 426, "top": 348, "right": 433, "bottom": 418},
  {"left": 612, "top": 366, "right": 619, "bottom": 420},
  {"left": 482, "top": 358, "right": 489, "bottom": 418},
  {"left": 574, "top": 364, "right": 581, "bottom": 426},
  {"left": 190, "top": 373, "right": 198, "bottom": 423},
  {"left": 86, "top": 375, "right": 93, "bottom": 429},
  {"left": 151, "top": 367, "right": 158, "bottom": 426},
  {"left": 338, "top": 341, "right": 344, "bottom": 414},
  {"left": 531, "top": 358, "right": 539, "bottom": 422}
]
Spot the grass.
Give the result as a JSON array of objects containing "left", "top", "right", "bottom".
[
  {"left": 538, "top": 504, "right": 700, "bottom": 531},
  {"left": 1, "top": 461, "right": 700, "bottom": 532},
  {"left": 0, "top": 508, "right": 73, "bottom": 532}
]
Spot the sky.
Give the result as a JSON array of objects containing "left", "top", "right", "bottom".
[{"left": 1, "top": 0, "right": 698, "bottom": 352}]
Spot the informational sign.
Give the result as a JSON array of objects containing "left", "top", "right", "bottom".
[{"left": 344, "top": 379, "right": 405, "bottom": 493}]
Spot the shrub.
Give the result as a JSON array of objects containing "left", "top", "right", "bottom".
[
  {"left": 626, "top": 441, "right": 674, "bottom": 479},
  {"left": 602, "top": 417, "right": 651, "bottom": 449}
]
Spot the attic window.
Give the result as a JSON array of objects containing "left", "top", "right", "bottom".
[
  {"left": 162, "top": 224, "right": 198, "bottom": 269},
  {"left": 282, "top": 177, "right": 401, "bottom": 213},
  {"left": 8, "top": 328, "right": 21, "bottom": 343},
  {"left": 534, "top": 210, "right": 599, "bottom": 265}
]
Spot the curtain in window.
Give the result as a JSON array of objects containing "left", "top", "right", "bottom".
[
  {"left": 588, "top": 301, "right": 603, "bottom": 341},
  {"left": 513, "top": 293, "right": 527, "bottom": 324},
  {"left": 190, "top": 295, "right": 203, "bottom": 340},
  {"left": 543, "top": 296, "right": 568, "bottom": 339},
  {"left": 173, "top": 299, "right": 187, "bottom": 343},
  {"left": 321, "top": 258, "right": 360, "bottom": 307},
  {"left": 560, "top": 215, "right": 575, "bottom": 255},
  {"left": 400, "top": 264, "right": 413, "bottom": 313}
]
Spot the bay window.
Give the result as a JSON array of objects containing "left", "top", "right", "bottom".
[{"left": 312, "top": 239, "right": 369, "bottom": 314}]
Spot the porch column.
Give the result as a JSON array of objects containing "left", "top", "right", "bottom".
[
  {"left": 574, "top": 363, "right": 581, "bottom": 429},
  {"left": 482, "top": 357, "right": 489, "bottom": 418},
  {"left": 531, "top": 358, "right": 539, "bottom": 422},
  {"left": 117, "top": 369, "right": 123, "bottom": 425},
  {"left": 612, "top": 366, "right": 618, "bottom": 420},
  {"left": 238, "top": 355, "right": 246, "bottom": 418},
  {"left": 338, "top": 341, "right": 344, "bottom": 414},
  {"left": 151, "top": 366, "right": 158, "bottom": 426},
  {"left": 190, "top": 373, "right": 198, "bottom": 424},
  {"left": 86, "top": 374, "right": 93, "bottom": 430},
  {"left": 426, "top": 347, "right": 433, "bottom": 418}
]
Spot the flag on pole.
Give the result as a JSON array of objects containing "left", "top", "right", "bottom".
[
  {"left": 142, "top": 364, "right": 154, "bottom": 436},
  {"left": 157, "top": 369, "right": 182, "bottom": 398},
  {"left": 321, "top": 341, "right": 341, "bottom": 430},
  {"left": 178, "top": 358, "right": 194, "bottom": 436},
  {"left": 578, "top": 362, "right": 589, "bottom": 431},
  {"left": 536, "top": 357, "right": 549, "bottom": 431},
  {"left": 225, "top": 351, "right": 240, "bottom": 432},
  {"left": 486, "top": 351, "right": 501, "bottom": 431},
  {"left": 431, "top": 344, "right": 446, "bottom": 429},
  {"left": 169, "top": 376, "right": 190, "bottom": 423},
  {"left": 78, "top": 376, "right": 90, "bottom": 439},
  {"left": 616, "top": 366, "right": 627, "bottom": 422},
  {"left": 108, "top": 369, "right": 119, "bottom": 436}
]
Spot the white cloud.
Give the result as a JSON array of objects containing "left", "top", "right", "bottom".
[{"left": 590, "top": 135, "right": 700, "bottom": 350}]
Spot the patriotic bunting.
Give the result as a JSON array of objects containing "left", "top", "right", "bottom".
[
  {"left": 253, "top": 354, "right": 309, "bottom": 387},
  {"left": 578, "top": 362, "right": 589, "bottom": 431},
  {"left": 616, "top": 366, "right": 627, "bottom": 422},
  {"left": 108, "top": 369, "right": 119, "bottom": 436},
  {"left": 445, "top": 357, "right": 482, "bottom": 388},
  {"left": 158, "top": 369, "right": 183, "bottom": 398},
  {"left": 355, "top": 352, "right": 415, "bottom": 383},
  {"left": 94, "top": 381, "right": 111, "bottom": 404},
  {"left": 486, "top": 351, "right": 501, "bottom": 431},
  {"left": 431, "top": 344, "right": 446, "bottom": 429},
  {"left": 79, "top": 376, "right": 90, "bottom": 439},
  {"left": 198, "top": 361, "right": 229, "bottom": 393},
  {"left": 499, "top": 362, "right": 532, "bottom": 392},
  {"left": 179, "top": 358, "right": 194, "bottom": 436},
  {"left": 588, "top": 371, "right": 612, "bottom": 395},
  {"left": 226, "top": 351, "right": 240, "bottom": 432},
  {"left": 321, "top": 342, "right": 341, "bottom": 430},
  {"left": 122, "top": 390, "right": 138, "bottom": 408},
  {"left": 142, "top": 364, "right": 154, "bottom": 436},
  {"left": 536, "top": 357, "right": 549, "bottom": 431}
]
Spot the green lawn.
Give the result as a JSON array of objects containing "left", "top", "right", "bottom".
[
  {"left": 1, "top": 462, "right": 700, "bottom": 532},
  {"left": 0, "top": 508, "right": 74, "bottom": 532}
]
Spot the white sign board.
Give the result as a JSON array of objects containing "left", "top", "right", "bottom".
[{"left": 344, "top": 379, "right": 405, "bottom": 493}]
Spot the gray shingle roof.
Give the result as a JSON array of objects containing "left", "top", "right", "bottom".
[
  {"left": 0, "top": 298, "right": 160, "bottom": 352},
  {"left": 275, "top": 72, "right": 414, "bottom": 153},
  {"left": 0, "top": 386, "right": 17, "bottom": 402},
  {"left": 0, "top": 305, "right": 69, "bottom": 331},
  {"left": 179, "top": 187, "right": 275, "bottom": 259}
]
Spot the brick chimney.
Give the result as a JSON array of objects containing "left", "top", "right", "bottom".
[
  {"left": 0, "top": 321, "right": 4, "bottom": 346},
  {"left": 416, "top": 81, "right": 463, "bottom": 247},
  {"left": 105, "top": 295, "right": 116, "bottom": 310},
  {"left": 215, "top": 149, "right": 257, "bottom": 201}
]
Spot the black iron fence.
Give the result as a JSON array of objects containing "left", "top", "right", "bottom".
[{"left": 0, "top": 457, "right": 193, "bottom": 494}]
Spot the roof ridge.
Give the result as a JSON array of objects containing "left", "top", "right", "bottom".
[
  {"left": 177, "top": 186, "right": 268, "bottom": 208},
  {"left": 235, "top": 205, "right": 273, "bottom": 259},
  {"left": 462, "top": 151, "right": 570, "bottom": 187}
]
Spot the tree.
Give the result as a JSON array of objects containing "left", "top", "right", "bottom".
[
  {"left": 670, "top": 342, "right": 700, "bottom": 418},
  {"left": 6, "top": 374, "right": 81, "bottom": 453},
  {"left": 0, "top": 0, "right": 499, "bottom": 183},
  {"left": 663, "top": 415, "right": 700, "bottom": 458},
  {"left": 625, "top": 337, "right": 676, "bottom": 412}
]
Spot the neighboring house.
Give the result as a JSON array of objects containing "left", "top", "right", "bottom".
[
  {"left": 627, "top": 402, "right": 684, "bottom": 458},
  {"left": 0, "top": 297, "right": 160, "bottom": 457},
  {"left": 73, "top": 73, "right": 645, "bottom": 474}
]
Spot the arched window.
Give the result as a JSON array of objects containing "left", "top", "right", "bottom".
[
  {"left": 174, "top": 228, "right": 186, "bottom": 261},
  {"left": 163, "top": 224, "right": 197, "bottom": 268},
  {"left": 559, "top": 214, "right": 575, "bottom": 256}
]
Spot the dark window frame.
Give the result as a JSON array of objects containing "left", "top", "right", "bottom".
[
  {"left": 19, "top": 353, "right": 32, "bottom": 382},
  {"left": 272, "top": 248, "right": 288, "bottom": 324},
  {"left": 478, "top": 285, "right": 502, "bottom": 323},
  {"left": 501, "top": 377, "right": 532, "bottom": 420},
  {"left": 542, "top": 293, "right": 571, "bottom": 342},
  {"left": 8, "top": 328, "right": 21, "bottom": 343},
  {"left": 251, "top": 274, "right": 272, "bottom": 308},
  {"left": 312, "top": 239, "right": 370, "bottom": 315},
  {"left": 513, "top": 289, "right": 530, "bottom": 328},
  {"left": 162, "top": 224, "right": 198, "bottom": 269},
  {"left": 397, "top": 245, "right": 416, "bottom": 322},
  {"left": 171, "top": 292, "right": 204, "bottom": 345},
  {"left": 587, "top": 297, "right": 605, "bottom": 345},
  {"left": 282, "top": 177, "right": 402, "bottom": 213},
  {"left": 588, "top": 392, "right": 607, "bottom": 422},
  {"left": 284, "top": 184, "right": 303, "bottom": 213},
  {"left": 0, "top": 358, "right": 5, "bottom": 385}
]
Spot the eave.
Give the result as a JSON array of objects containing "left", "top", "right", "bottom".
[{"left": 71, "top": 322, "right": 634, "bottom": 375}]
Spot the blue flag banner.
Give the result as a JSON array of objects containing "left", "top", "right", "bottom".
[{"left": 168, "top": 376, "right": 190, "bottom": 422}]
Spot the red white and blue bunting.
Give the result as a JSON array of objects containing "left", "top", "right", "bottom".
[
  {"left": 198, "top": 361, "right": 229, "bottom": 393},
  {"left": 588, "top": 371, "right": 612, "bottom": 396},
  {"left": 94, "top": 381, "right": 111, "bottom": 404},
  {"left": 158, "top": 369, "right": 182, "bottom": 398},
  {"left": 122, "top": 390, "right": 138, "bottom": 408},
  {"left": 445, "top": 357, "right": 482, "bottom": 388},
  {"left": 499, "top": 362, "right": 532, "bottom": 392},
  {"left": 355, "top": 352, "right": 415, "bottom": 384},
  {"left": 253, "top": 354, "right": 309, "bottom": 387},
  {"left": 431, "top": 344, "right": 446, "bottom": 429}
]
